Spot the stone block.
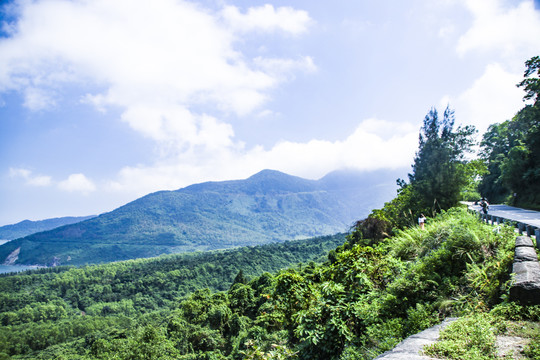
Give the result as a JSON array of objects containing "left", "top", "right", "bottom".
[
  {"left": 515, "top": 246, "right": 539, "bottom": 262},
  {"left": 516, "top": 236, "right": 534, "bottom": 248},
  {"left": 510, "top": 261, "right": 540, "bottom": 305}
]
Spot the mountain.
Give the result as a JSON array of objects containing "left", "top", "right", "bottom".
[
  {"left": 0, "top": 216, "right": 96, "bottom": 243},
  {"left": 0, "top": 168, "right": 404, "bottom": 266}
]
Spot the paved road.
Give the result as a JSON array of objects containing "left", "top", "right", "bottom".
[{"left": 468, "top": 204, "right": 540, "bottom": 229}]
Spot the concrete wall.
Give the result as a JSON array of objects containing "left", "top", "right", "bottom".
[{"left": 468, "top": 209, "right": 540, "bottom": 305}]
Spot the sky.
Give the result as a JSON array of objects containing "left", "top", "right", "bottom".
[{"left": 1, "top": 0, "right": 540, "bottom": 225}]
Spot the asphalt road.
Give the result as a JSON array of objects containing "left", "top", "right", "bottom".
[{"left": 469, "top": 204, "right": 540, "bottom": 228}]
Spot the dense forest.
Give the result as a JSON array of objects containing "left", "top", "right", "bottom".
[
  {"left": 0, "top": 234, "right": 345, "bottom": 359},
  {"left": 0, "top": 56, "right": 539, "bottom": 359}
]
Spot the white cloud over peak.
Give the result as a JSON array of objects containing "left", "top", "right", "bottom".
[{"left": 106, "top": 118, "right": 418, "bottom": 196}]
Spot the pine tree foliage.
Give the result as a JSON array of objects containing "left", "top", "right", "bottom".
[
  {"left": 370, "top": 106, "right": 477, "bottom": 228},
  {"left": 409, "top": 106, "right": 476, "bottom": 212}
]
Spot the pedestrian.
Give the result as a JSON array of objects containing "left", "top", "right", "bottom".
[
  {"left": 418, "top": 213, "right": 426, "bottom": 230},
  {"left": 480, "top": 198, "right": 489, "bottom": 215}
]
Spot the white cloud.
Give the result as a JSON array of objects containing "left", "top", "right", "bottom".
[
  {"left": 27, "top": 174, "right": 53, "bottom": 187},
  {"left": 23, "top": 87, "right": 56, "bottom": 110},
  {"left": 58, "top": 173, "right": 96, "bottom": 193},
  {"left": 448, "top": 0, "right": 540, "bottom": 135},
  {"left": 9, "top": 168, "right": 31, "bottom": 179},
  {"left": 106, "top": 118, "right": 419, "bottom": 196},
  {"left": 9, "top": 167, "right": 95, "bottom": 192},
  {"left": 452, "top": 63, "right": 524, "bottom": 134},
  {"left": 222, "top": 4, "right": 312, "bottom": 35},
  {"left": 9, "top": 167, "right": 52, "bottom": 187},
  {"left": 438, "top": 24, "right": 455, "bottom": 38},
  {"left": 253, "top": 56, "right": 317, "bottom": 81},
  {"left": 0, "top": 0, "right": 313, "bottom": 145},
  {"left": 457, "top": 0, "right": 540, "bottom": 62}
]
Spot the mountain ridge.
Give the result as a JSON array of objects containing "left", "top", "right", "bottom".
[
  {"left": 0, "top": 168, "right": 405, "bottom": 266},
  {"left": 0, "top": 215, "right": 96, "bottom": 242}
]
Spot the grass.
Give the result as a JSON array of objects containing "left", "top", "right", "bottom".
[{"left": 424, "top": 304, "right": 540, "bottom": 360}]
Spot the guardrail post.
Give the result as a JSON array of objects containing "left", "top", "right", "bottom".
[
  {"left": 536, "top": 229, "right": 540, "bottom": 250},
  {"left": 526, "top": 225, "right": 534, "bottom": 237},
  {"left": 518, "top": 223, "right": 526, "bottom": 235}
]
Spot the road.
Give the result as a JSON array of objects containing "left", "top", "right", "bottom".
[{"left": 468, "top": 203, "right": 540, "bottom": 229}]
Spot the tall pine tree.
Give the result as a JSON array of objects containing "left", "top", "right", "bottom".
[{"left": 409, "top": 106, "right": 476, "bottom": 212}]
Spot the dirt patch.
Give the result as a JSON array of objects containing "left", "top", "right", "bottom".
[
  {"left": 3, "top": 246, "right": 20, "bottom": 265},
  {"left": 496, "top": 335, "right": 530, "bottom": 359}
]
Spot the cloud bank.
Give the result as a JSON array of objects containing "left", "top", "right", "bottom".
[
  {"left": 0, "top": 0, "right": 418, "bottom": 197},
  {"left": 2, "top": 0, "right": 540, "bottom": 203}
]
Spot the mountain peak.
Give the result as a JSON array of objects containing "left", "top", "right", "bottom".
[
  {"left": 244, "top": 169, "right": 318, "bottom": 194},
  {"left": 248, "top": 169, "right": 291, "bottom": 180}
]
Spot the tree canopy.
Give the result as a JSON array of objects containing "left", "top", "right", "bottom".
[{"left": 479, "top": 55, "right": 540, "bottom": 208}]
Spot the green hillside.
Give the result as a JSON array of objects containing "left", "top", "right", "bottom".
[
  {"left": 0, "top": 169, "right": 400, "bottom": 266},
  {"left": 1, "top": 209, "right": 536, "bottom": 360}
]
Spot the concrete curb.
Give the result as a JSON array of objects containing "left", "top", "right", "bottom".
[{"left": 374, "top": 318, "right": 458, "bottom": 360}]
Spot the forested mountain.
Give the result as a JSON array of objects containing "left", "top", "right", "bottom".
[
  {"left": 0, "top": 216, "right": 96, "bottom": 242},
  {"left": 0, "top": 169, "right": 402, "bottom": 266}
]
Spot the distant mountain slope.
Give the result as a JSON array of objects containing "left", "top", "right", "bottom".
[
  {"left": 0, "top": 169, "right": 403, "bottom": 266},
  {"left": 0, "top": 216, "right": 96, "bottom": 241}
]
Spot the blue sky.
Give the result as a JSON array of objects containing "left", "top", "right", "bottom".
[{"left": 1, "top": 0, "right": 539, "bottom": 225}]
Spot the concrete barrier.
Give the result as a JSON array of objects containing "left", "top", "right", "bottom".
[
  {"left": 518, "top": 223, "right": 526, "bottom": 235},
  {"left": 526, "top": 225, "right": 535, "bottom": 237},
  {"left": 510, "top": 236, "right": 540, "bottom": 305}
]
